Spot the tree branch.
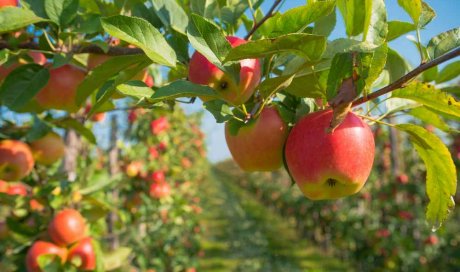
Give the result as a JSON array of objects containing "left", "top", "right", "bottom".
[
  {"left": 244, "top": 0, "right": 282, "bottom": 40},
  {"left": 0, "top": 41, "right": 144, "bottom": 56},
  {"left": 352, "top": 47, "right": 460, "bottom": 107}
]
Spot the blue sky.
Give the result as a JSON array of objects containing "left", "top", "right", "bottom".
[{"left": 186, "top": 0, "right": 460, "bottom": 162}]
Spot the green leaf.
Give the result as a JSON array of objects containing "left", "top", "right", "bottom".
[
  {"left": 395, "top": 124, "right": 456, "bottom": 229},
  {"left": 76, "top": 54, "right": 150, "bottom": 105},
  {"left": 419, "top": 1, "right": 436, "bottom": 27},
  {"left": 22, "top": 0, "right": 48, "bottom": 18},
  {"left": 387, "top": 21, "right": 415, "bottom": 41},
  {"left": 225, "top": 34, "right": 326, "bottom": 62},
  {"left": 258, "top": 74, "right": 296, "bottom": 99},
  {"left": 362, "top": 0, "right": 387, "bottom": 47},
  {"left": 150, "top": 80, "right": 219, "bottom": 102},
  {"left": 101, "top": 15, "right": 177, "bottom": 67},
  {"left": 260, "top": 0, "right": 336, "bottom": 37},
  {"left": 0, "top": 64, "right": 49, "bottom": 110},
  {"left": 186, "top": 13, "right": 240, "bottom": 82},
  {"left": 150, "top": 0, "right": 188, "bottom": 34},
  {"left": 37, "top": 254, "right": 61, "bottom": 272},
  {"left": 397, "top": 0, "right": 422, "bottom": 25},
  {"left": 25, "top": 116, "right": 52, "bottom": 142},
  {"left": 385, "top": 48, "right": 410, "bottom": 83},
  {"left": 409, "top": 106, "right": 451, "bottom": 132},
  {"left": 337, "top": 0, "right": 367, "bottom": 37},
  {"left": 422, "top": 66, "right": 438, "bottom": 82},
  {"left": 313, "top": 7, "right": 336, "bottom": 37},
  {"left": 436, "top": 60, "right": 460, "bottom": 84},
  {"left": 44, "top": 0, "right": 79, "bottom": 27},
  {"left": 285, "top": 70, "right": 328, "bottom": 98},
  {"left": 131, "top": 3, "right": 162, "bottom": 28},
  {"left": 203, "top": 100, "right": 234, "bottom": 123},
  {"left": 54, "top": 118, "right": 96, "bottom": 144},
  {"left": 365, "top": 43, "right": 388, "bottom": 89},
  {"left": 0, "top": 7, "right": 48, "bottom": 34},
  {"left": 117, "top": 81, "right": 154, "bottom": 99},
  {"left": 392, "top": 81, "right": 460, "bottom": 118},
  {"left": 103, "top": 247, "right": 132, "bottom": 271},
  {"left": 326, "top": 51, "right": 373, "bottom": 100},
  {"left": 427, "top": 27, "right": 460, "bottom": 60}
]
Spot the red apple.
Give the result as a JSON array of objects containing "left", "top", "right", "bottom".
[
  {"left": 0, "top": 139, "right": 35, "bottom": 181},
  {"left": 225, "top": 106, "right": 288, "bottom": 171},
  {"left": 126, "top": 161, "right": 142, "bottom": 177},
  {"left": 36, "top": 65, "right": 86, "bottom": 112},
  {"left": 158, "top": 141, "right": 168, "bottom": 152},
  {"left": 0, "top": 180, "right": 8, "bottom": 193},
  {"left": 285, "top": 110, "right": 375, "bottom": 200},
  {"left": 149, "top": 146, "right": 159, "bottom": 159},
  {"left": 26, "top": 241, "right": 67, "bottom": 272},
  {"left": 1, "top": 52, "right": 46, "bottom": 81},
  {"left": 150, "top": 117, "right": 169, "bottom": 135},
  {"left": 48, "top": 209, "right": 87, "bottom": 246},
  {"left": 84, "top": 104, "right": 106, "bottom": 122},
  {"left": 7, "top": 182, "right": 27, "bottom": 196},
  {"left": 0, "top": 0, "right": 17, "bottom": 7},
  {"left": 29, "top": 132, "right": 65, "bottom": 166},
  {"left": 189, "top": 36, "right": 261, "bottom": 105},
  {"left": 396, "top": 174, "right": 409, "bottom": 184},
  {"left": 149, "top": 182, "right": 171, "bottom": 199},
  {"left": 68, "top": 237, "right": 96, "bottom": 270},
  {"left": 144, "top": 75, "right": 154, "bottom": 87},
  {"left": 424, "top": 235, "right": 439, "bottom": 245},
  {"left": 151, "top": 171, "right": 165, "bottom": 183}
]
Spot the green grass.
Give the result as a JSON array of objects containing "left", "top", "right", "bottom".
[{"left": 198, "top": 167, "right": 350, "bottom": 272}]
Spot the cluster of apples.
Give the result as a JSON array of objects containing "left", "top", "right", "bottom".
[
  {"left": 189, "top": 36, "right": 375, "bottom": 200},
  {"left": 26, "top": 209, "right": 96, "bottom": 272},
  {"left": 0, "top": 132, "right": 66, "bottom": 181}
]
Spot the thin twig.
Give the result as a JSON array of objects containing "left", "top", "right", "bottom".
[
  {"left": 244, "top": 0, "right": 282, "bottom": 40},
  {"left": 352, "top": 47, "right": 460, "bottom": 107}
]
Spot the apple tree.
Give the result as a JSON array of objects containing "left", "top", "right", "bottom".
[{"left": 0, "top": 0, "right": 459, "bottom": 271}]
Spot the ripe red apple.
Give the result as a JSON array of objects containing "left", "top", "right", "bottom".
[
  {"left": 0, "top": 180, "right": 8, "bottom": 193},
  {"left": 149, "top": 146, "right": 159, "bottom": 159},
  {"left": 189, "top": 36, "right": 261, "bottom": 105},
  {"left": 225, "top": 106, "right": 288, "bottom": 171},
  {"left": 0, "top": 0, "right": 17, "bottom": 7},
  {"left": 150, "top": 117, "right": 169, "bottom": 135},
  {"left": 48, "top": 209, "right": 87, "bottom": 246},
  {"left": 149, "top": 181, "right": 171, "bottom": 199},
  {"left": 151, "top": 171, "right": 165, "bottom": 183},
  {"left": 29, "top": 132, "right": 65, "bottom": 166},
  {"left": 26, "top": 241, "right": 67, "bottom": 272},
  {"left": 158, "top": 141, "right": 168, "bottom": 152},
  {"left": 285, "top": 110, "right": 375, "bottom": 200},
  {"left": 396, "top": 174, "right": 409, "bottom": 184},
  {"left": 7, "top": 182, "right": 27, "bottom": 196},
  {"left": 68, "top": 237, "right": 96, "bottom": 270},
  {"left": 0, "top": 139, "right": 35, "bottom": 181},
  {"left": 181, "top": 157, "right": 192, "bottom": 168},
  {"left": 145, "top": 75, "right": 154, "bottom": 87},
  {"left": 424, "top": 235, "right": 439, "bottom": 245},
  {"left": 36, "top": 65, "right": 86, "bottom": 112}
]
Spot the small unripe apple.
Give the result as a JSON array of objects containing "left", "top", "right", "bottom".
[
  {"left": 150, "top": 117, "right": 169, "bottom": 135},
  {"left": 48, "top": 209, "right": 87, "bottom": 246},
  {"left": 29, "top": 132, "right": 65, "bottom": 166},
  {"left": 126, "top": 161, "right": 142, "bottom": 177},
  {"left": 225, "top": 106, "right": 288, "bottom": 171},
  {"left": 285, "top": 110, "right": 375, "bottom": 200},
  {"left": 189, "top": 36, "right": 261, "bottom": 105},
  {"left": 26, "top": 241, "right": 67, "bottom": 272},
  {"left": 68, "top": 237, "right": 96, "bottom": 270},
  {"left": 36, "top": 65, "right": 86, "bottom": 112},
  {"left": 0, "top": 139, "right": 35, "bottom": 181}
]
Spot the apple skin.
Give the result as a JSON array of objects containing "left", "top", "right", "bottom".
[
  {"left": 29, "top": 132, "right": 65, "bottom": 166},
  {"left": 126, "top": 161, "right": 142, "bottom": 177},
  {"left": 285, "top": 110, "right": 375, "bottom": 200},
  {"left": 0, "top": 0, "right": 17, "bottom": 7},
  {"left": 150, "top": 117, "right": 170, "bottom": 135},
  {"left": 26, "top": 241, "right": 67, "bottom": 272},
  {"left": 149, "top": 182, "right": 171, "bottom": 199},
  {"left": 7, "top": 182, "right": 28, "bottom": 196},
  {"left": 1, "top": 52, "right": 47, "bottom": 81},
  {"left": 151, "top": 171, "right": 165, "bottom": 183},
  {"left": 225, "top": 106, "right": 288, "bottom": 171},
  {"left": 48, "top": 209, "right": 87, "bottom": 246},
  {"left": 68, "top": 237, "right": 96, "bottom": 270},
  {"left": 188, "top": 36, "right": 261, "bottom": 105},
  {"left": 0, "top": 140, "right": 35, "bottom": 181},
  {"left": 36, "top": 65, "right": 86, "bottom": 112}
]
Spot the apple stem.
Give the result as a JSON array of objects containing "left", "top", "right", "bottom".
[{"left": 352, "top": 47, "right": 460, "bottom": 107}]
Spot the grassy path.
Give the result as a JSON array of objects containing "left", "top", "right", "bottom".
[{"left": 198, "top": 167, "right": 349, "bottom": 272}]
